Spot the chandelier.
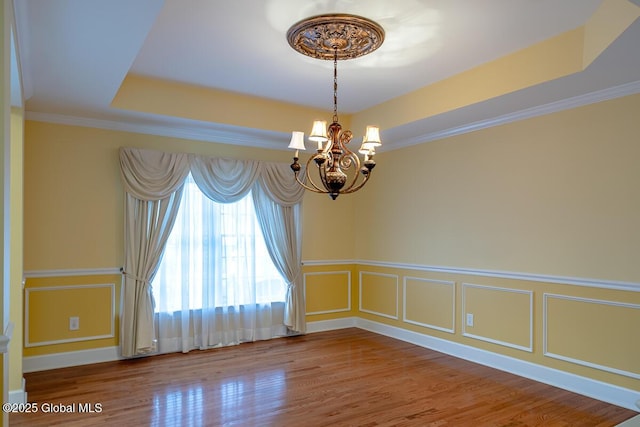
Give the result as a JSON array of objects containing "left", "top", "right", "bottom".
[{"left": 286, "top": 14, "right": 385, "bottom": 200}]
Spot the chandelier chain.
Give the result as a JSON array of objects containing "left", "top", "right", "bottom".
[{"left": 333, "top": 47, "right": 338, "bottom": 123}]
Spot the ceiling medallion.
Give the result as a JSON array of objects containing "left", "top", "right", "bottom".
[
  {"left": 286, "top": 14, "right": 385, "bottom": 61},
  {"left": 286, "top": 14, "right": 385, "bottom": 200}
]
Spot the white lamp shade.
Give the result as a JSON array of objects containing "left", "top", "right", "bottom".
[
  {"left": 363, "top": 125, "right": 381, "bottom": 147},
  {"left": 359, "top": 142, "right": 377, "bottom": 155},
  {"left": 288, "top": 131, "right": 306, "bottom": 150},
  {"left": 309, "top": 120, "right": 328, "bottom": 142}
]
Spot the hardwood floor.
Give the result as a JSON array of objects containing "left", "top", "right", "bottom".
[{"left": 11, "top": 328, "right": 637, "bottom": 426}]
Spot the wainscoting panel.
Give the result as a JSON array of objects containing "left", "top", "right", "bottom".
[
  {"left": 462, "top": 283, "right": 533, "bottom": 352},
  {"left": 25, "top": 283, "right": 115, "bottom": 347},
  {"left": 404, "top": 277, "right": 455, "bottom": 333},
  {"left": 544, "top": 293, "right": 640, "bottom": 379},
  {"left": 359, "top": 271, "right": 399, "bottom": 319},
  {"left": 304, "top": 271, "right": 352, "bottom": 315}
]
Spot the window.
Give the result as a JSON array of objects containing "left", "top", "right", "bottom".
[{"left": 152, "top": 173, "right": 287, "bottom": 313}]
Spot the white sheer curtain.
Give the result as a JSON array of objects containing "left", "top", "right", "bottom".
[
  {"left": 119, "top": 148, "right": 306, "bottom": 358},
  {"left": 153, "top": 174, "right": 288, "bottom": 353}
]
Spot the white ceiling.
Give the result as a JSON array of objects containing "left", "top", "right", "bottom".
[{"left": 12, "top": 0, "right": 640, "bottom": 149}]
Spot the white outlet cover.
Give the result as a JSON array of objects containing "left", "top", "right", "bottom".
[
  {"left": 466, "top": 313, "right": 474, "bottom": 327},
  {"left": 69, "top": 316, "right": 79, "bottom": 330}
]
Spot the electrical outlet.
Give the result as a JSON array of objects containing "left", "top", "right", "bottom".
[
  {"left": 69, "top": 316, "right": 80, "bottom": 331},
  {"left": 466, "top": 313, "right": 474, "bottom": 327}
]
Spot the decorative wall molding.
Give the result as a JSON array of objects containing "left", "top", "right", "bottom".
[
  {"left": 303, "top": 259, "right": 358, "bottom": 266},
  {"left": 28, "top": 261, "right": 640, "bottom": 293},
  {"left": 543, "top": 293, "right": 640, "bottom": 380},
  {"left": 303, "top": 259, "right": 640, "bottom": 292},
  {"left": 403, "top": 277, "right": 456, "bottom": 334},
  {"left": 359, "top": 271, "right": 399, "bottom": 320},
  {"left": 352, "top": 318, "right": 640, "bottom": 411},
  {"left": 461, "top": 283, "right": 534, "bottom": 352},
  {"left": 303, "top": 270, "right": 352, "bottom": 315},
  {"left": 23, "top": 267, "right": 121, "bottom": 279},
  {"left": 25, "top": 283, "right": 116, "bottom": 347}
]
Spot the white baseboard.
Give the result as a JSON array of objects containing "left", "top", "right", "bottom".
[
  {"left": 23, "top": 346, "right": 121, "bottom": 373},
  {"left": 8, "top": 390, "right": 26, "bottom": 403},
  {"left": 8, "top": 378, "right": 27, "bottom": 404},
  {"left": 617, "top": 414, "right": 640, "bottom": 427},
  {"left": 353, "top": 318, "right": 640, "bottom": 412},
  {"left": 306, "top": 317, "right": 357, "bottom": 333}
]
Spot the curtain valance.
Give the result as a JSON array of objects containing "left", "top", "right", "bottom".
[
  {"left": 119, "top": 148, "right": 190, "bottom": 200},
  {"left": 119, "top": 147, "right": 305, "bottom": 205}
]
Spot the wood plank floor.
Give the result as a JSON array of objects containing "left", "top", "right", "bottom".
[{"left": 11, "top": 328, "right": 637, "bottom": 426}]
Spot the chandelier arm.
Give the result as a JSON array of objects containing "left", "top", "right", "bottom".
[
  {"left": 293, "top": 169, "right": 327, "bottom": 194},
  {"left": 338, "top": 171, "right": 373, "bottom": 195},
  {"left": 337, "top": 139, "right": 356, "bottom": 168},
  {"left": 331, "top": 131, "right": 361, "bottom": 193},
  {"left": 304, "top": 155, "right": 330, "bottom": 193},
  {"left": 336, "top": 152, "right": 362, "bottom": 193},
  {"left": 297, "top": 165, "right": 375, "bottom": 196}
]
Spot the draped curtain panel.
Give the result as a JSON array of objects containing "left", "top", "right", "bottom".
[
  {"left": 121, "top": 191, "right": 184, "bottom": 357},
  {"left": 119, "top": 147, "right": 306, "bottom": 358},
  {"left": 253, "top": 163, "right": 305, "bottom": 332},
  {"left": 119, "top": 148, "right": 189, "bottom": 357}
]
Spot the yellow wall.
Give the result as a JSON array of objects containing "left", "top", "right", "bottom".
[
  {"left": 355, "top": 93, "right": 640, "bottom": 283},
  {"left": 22, "top": 94, "right": 640, "bottom": 397},
  {"left": 583, "top": 0, "right": 640, "bottom": 66},
  {"left": 112, "top": 74, "right": 342, "bottom": 135},
  {"left": 353, "top": 27, "right": 585, "bottom": 132},
  {"left": 23, "top": 121, "right": 348, "bottom": 270}
]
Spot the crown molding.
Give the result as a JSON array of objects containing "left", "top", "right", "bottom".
[
  {"left": 386, "top": 80, "right": 640, "bottom": 151},
  {"left": 25, "top": 111, "right": 290, "bottom": 151},
  {"left": 25, "top": 80, "right": 640, "bottom": 152}
]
